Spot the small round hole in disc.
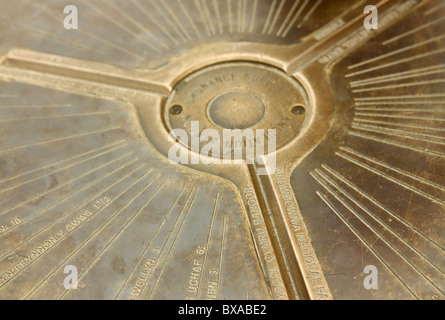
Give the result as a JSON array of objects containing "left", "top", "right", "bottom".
[
  {"left": 170, "top": 105, "right": 183, "bottom": 115},
  {"left": 291, "top": 105, "right": 305, "bottom": 115}
]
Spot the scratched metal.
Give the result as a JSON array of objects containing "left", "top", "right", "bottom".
[{"left": 0, "top": 0, "right": 443, "bottom": 300}]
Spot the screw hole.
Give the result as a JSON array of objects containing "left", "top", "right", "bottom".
[
  {"left": 291, "top": 105, "right": 305, "bottom": 116},
  {"left": 170, "top": 105, "right": 183, "bottom": 115}
]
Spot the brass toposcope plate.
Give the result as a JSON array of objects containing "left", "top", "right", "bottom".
[{"left": 0, "top": 0, "right": 443, "bottom": 300}]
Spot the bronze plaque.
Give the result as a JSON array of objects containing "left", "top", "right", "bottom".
[{"left": 0, "top": 0, "right": 443, "bottom": 300}]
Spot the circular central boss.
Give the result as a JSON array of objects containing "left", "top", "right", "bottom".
[
  {"left": 165, "top": 62, "right": 308, "bottom": 154},
  {"left": 207, "top": 89, "right": 266, "bottom": 129}
]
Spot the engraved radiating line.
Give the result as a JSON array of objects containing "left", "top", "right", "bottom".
[
  {"left": 81, "top": 0, "right": 161, "bottom": 52},
  {"left": 346, "top": 48, "right": 445, "bottom": 78},
  {"left": 424, "top": 2, "right": 445, "bottom": 15},
  {"left": 355, "top": 107, "right": 445, "bottom": 113},
  {"left": 212, "top": 0, "right": 223, "bottom": 34},
  {"left": 322, "top": 164, "right": 445, "bottom": 252},
  {"left": 316, "top": 192, "right": 418, "bottom": 299},
  {"left": 0, "top": 140, "right": 124, "bottom": 185},
  {"left": 314, "top": 169, "right": 444, "bottom": 275},
  {"left": 354, "top": 94, "right": 445, "bottom": 101},
  {"left": 282, "top": 0, "right": 310, "bottom": 37},
  {"left": 114, "top": 185, "right": 188, "bottom": 300},
  {"left": 0, "top": 111, "right": 111, "bottom": 123},
  {"left": 9, "top": 0, "right": 142, "bottom": 59},
  {"left": 217, "top": 217, "right": 227, "bottom": 300},
  {"left": 352, "top": 123, "right": 445, "bottom": 145},
  {"left": 353, "top": 123, "right": 445, "bottom": 144},
  {"left": 237, "top": 0, "right": 242, "bottom": 33},
  {"left": 0, "top": 141, "right": 126, "bottom": 194},
  {"left": 149, "top": 1, "right": 187, "bottom": 44},
  {"left": 298, "top": 0, "right": 323, "bottom": 28},
  {"left": 353, "top": 109, "right": 445, "bottom": 115},
  {"left": 313, "top": 173, "right": 444, "bottom": 294},
  {"left": 151, "top": 0, "right": 188, "bottom": 41},
  {"left": 354, "top": 118, "right": 445, "bottom": 133},
  {"left": 350, "top": 65, "right": 445, "bottom": 87},
  {"left": 0, "top": 126, "right": 121, "bottom": 153},
  {"left": 131, "top": 0, "right": 178, "bottom": 46},
  {"left": 0, "top": 104, "right": 71, "bottom": 109},
  {"left": 116, "top": 218, "right": 165, "bottom": 299},
  {"left": 354, "top": 101, "right": 445, "bottom": 106},
  {"left": 0, "top": 14, "right": 90, "bottom": 53},
  {"left": 349, "top": 34, "right": 445, "bottom": 69},
  {"left": 147, "top": 189, "right": 199, "bottom": 300},
  {"left": 200, "top": 0, "right": 216, "bottom": 35},
  {"left": 248, "top": 0, "right": 259, "bottom": 32},
  {"left": 352, "top": 79, "right": 445, "bottom": 93},
  {"left": 159, "top": 1, "right": 192, "bottom": 40},
  {"left": 267, "top": 0, "right": 286, "bottom": 35},
  {"left": 337, "top": 151, "right": 445, "bottom": 208},
  {"left": 241, "top": 0, "right": 248, "bottom": 33},
  {"left": 0, "top": 159, "right": 142, "bottom": 260},
  {"left": 227, "top": 0, "right": 233, "bottom": 33},
  {"left": 60, "top": 177, "right": 169, "bottom": 296},
  {"left": 21, "top": 0, "right": 106, "bottom": 54},
  {"left": 177, "top": 0, "right": 201, "bottom": 37},
  {"left": 196, "top": 193, "right": 220, "bottom": 298},
  {"left": 23, "top": 168, "right": 155, "bottom": 299},
  {"left": 0, "top": 165, "right": 148, "bottom": 290},
  {"left": 341, "top": 147, "right": 445, "bottom": 195},
  {"left": 0, "top": 150, "right": 135, "bottom": 218},
  {"left": 276, "top": 0, "right": 300, "bottom": 36},
  {"left": 355, "top": 113, "right": 445, "bottom": 122},
  {"left": 106, "top": 1, "right": 169, "bottom": 49},
  {"left": 384, "top": 16, "right": 445, "bottom": 45},
  {"left": 262, "top": 0, "right": 278, "bottom": 34},
  {"left": 194, "top": 0, "right": 213, "bottom": 36},
  {"left": 80, "top": 29, "right": 146, "bottom": 61},
  {"left": 0, "top": 157, "right": 139, "bottom": 240},
  {"left": 350, "top": 64, "right": 445, "bottom": 86},
  {"left": 348, "top": 130, "right": 445, "bottom": 158},
  {"left": 136, "top": 188, "right": 198, "bottom": 300}
]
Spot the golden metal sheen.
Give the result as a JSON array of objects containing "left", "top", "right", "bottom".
[{"left": 0, "top": 0, "right": 443, "bottom": 300}]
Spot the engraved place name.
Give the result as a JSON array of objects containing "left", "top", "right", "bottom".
[
  {"left": 186, "top": 259, "right": 203, "bottom": 300},
  {"left": 244, "top": 189, "right": 274, "bottom": 262},
  {"left": 318, "top": 0, "right": 419, "bottom": 65},
  {"left": 243, "top": 186, "right": 287, "bottom": 300},
  {"left": 206, "top": 270, "right": 219, "bottom": 300},
  {"left": 186, "top": 247, "right": 205, "bottom": 300},
  {"left": 0, "top": 217, "right": 23, "bottom": 234},
  {"left": 129, "top": 257, "right": 157, "bottom": 300},
  {"left": 0, "top": 230, "right": 65, "bottom": 286},
  {"left": 184, "top": 73, "right": 236, "bottom": 104},
  {"left": 0, "top": 195, "right": 111, "bottom": 287},
  {"left": 184, "top": 71, "right": 270, "bottom": 104},
  {"left": 275, "top": 169, "right": 330, "bottom": 300}
]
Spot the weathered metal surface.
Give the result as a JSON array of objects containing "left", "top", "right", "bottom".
[{"left": 0, "top": 0, "right": 443, "bottom": 300}]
